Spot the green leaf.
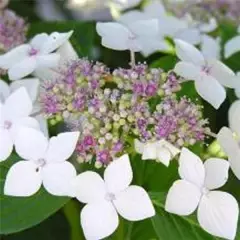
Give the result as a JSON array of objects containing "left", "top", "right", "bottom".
[
  {"left": 150, "top": 55, "right": 178, "bottom": 71},
  {"left": 28, "top": 21, "right": 95, "bottom": 57},
  {"left": 2, "top": 210, "right": 70, "bottom": 240},
  {"left": 149, "top": 192, "right": 220, "bottom": 240},
  {"left": 0, "top": 154, "right": 70, "bottom": 234}
]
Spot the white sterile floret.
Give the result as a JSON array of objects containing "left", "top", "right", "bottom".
[
  {"left": 0, "top": 87, "right": 39, "bottom": 162},
  {"left": 0, "top": 79, "right": 48, "bottom": 136},
  {"left": 165, "top": 148, "right": 239, "bottom": 240},
  {"left": 135, "top": 139, "right": 180, "bottom": 166},
  {"left": 225, "top": 25, "right": 240, "bottom": 58},
  {"left": 96, "top": 20, "right": 161, "bottom": 55},
  {"left": 217, "top": 100, "right": 240, "bottom": 180},
  {"left": 72, "top": 154, "right": 155, "bottom": 240},
  {"left": 4, "top": 127, "right": 79, "bottom": 197},
  {"left": 0, "top": 31, "right": 73, "bottom": 80},
  {"left": 174, "top": 39, "right": 236, "bottom": 109},
  {"left": 118, "top": 0, "right": 217, "bottom": 46}
]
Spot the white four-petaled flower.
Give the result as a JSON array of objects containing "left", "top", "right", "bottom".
[
  {"left": 4, "top": 127, "right": 79, "bottom": 197},
  {"left": 96, "top": 19, "right": 161, "bottom": 56},
  {"left": 0, "top": 79, "right": 48, "bottom": 136},
  {"left": 174, "top": 39, "right": 236, "bottom": 109},
  {"left": 135, "top": 139, "right": 180, "bottom": 166},
  {"left": 0, "top": 31, "right": 73, "bottom": 80},
  {"left": 118, "top": 0, "right": 217, "bottom": 46},
  {"left": 0, "top": 87, "right": 39, "bottom": 162},
  {"left": 72, "top": 154, "right": 155, "bottom": 240},
  {"left": 165, "top": 148, "right": 239, "bottom": 240},
  {"left": 217, "top": 100, "right": 240, "bottom": 180}
]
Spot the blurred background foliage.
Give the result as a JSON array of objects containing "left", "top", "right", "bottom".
[{"left": 0, "top": 0, "right": 240, "bottom": 239}]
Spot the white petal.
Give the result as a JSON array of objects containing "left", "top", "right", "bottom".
[
  {"left": 42, "top": 161, "right": 76, "bottom": 196},
  {"left": 179, "top": 148, "right": 205, "bottom": 188},
  {"left": 8, "top": 57, "right": 37, "bottom": 80},
  {"left": 204, "top": 158, "right": 229, "bottom": 190},
  {"left": 3, "top": 87, "right": 32, "bottom": 121},
  {"left": 0, "top": 80, "right": 10, "bottom": 102},
  {"left": 174, "top": 61, "right": 201, "bottom": 80},
  {"left": 114, "top": 185, "right": 155, "bottom": 221},
  {"left": 199, "top": 18, "right": 218, "bottom": 33},
  {"left": 158, "top": 140, "right": 180, "bottom": 157},
  {"left": 156, "top": 140, "right": 180, "bottom": 166},
  {"left": 142, "top": 142, "right": 157, "bottom": 160},
  {"left": 175, "top": 28, "right": 202, "bottom": 45},
  {"left": 174, "top": 39, "right": 204, "bottom": 65},
  {"left": 36, "top": 53, "right": 60, "bottom": 69},
  {"left": 139, "top": 37, "right": 170, "bottom": 56},
  {"left": 96, "top": 22, "right": 129, "bottom": 51},
  {"left": 15, "top": 127, "right": 48, "bottom": 161},
  {"left": 156, "top": 148, "right": 171, "bottom": 166},
  {"left": 144, "top": 0, "right": 166, "bottom": 17},
  {"left": 225, "top": 36, "right": 240, "bottom": 58},
  {"left": 0, "top": 44, "right": 29, "bottom": 69},
  {"left": 41, "top": 31, "right": 73, "bottom": 54},
  {"left": 208, "top": 60, "right": 236, "bottom": 88},
  {"left": 130, "top": 19, "right": 158, "bottom": 37},
  {"left": 195, "top": 74, "right": 226, "bottom": 109},
  {"left": 165, "top": 180, "right": 201, "bottom": 216},
  {"left": 57, "top": 41, "right": 78, "bottom": 64},
  {"left": 34, "top": 67, "right": 62, "bottom": 82},
  {"left": 201, "top": 35, "right": 220, "bottom": 60},
  {"left": 35, "top": 114, "right": 49, "bottom": 137},
  {"left": 73, "top": 171, "right": 106, "bottom": 203},
  {"left": 217, "top": 127, "right": 240, "bottom": 180},
  {"left": 198, "top": 191, "right": 239, "bottom": 240},
  {"left": 0, "top": 129, "right": 13, "bottom": 162},
  {"left": 158, "top": 16, "right": 188, "bottom": 37},
  {"left": 81, "top": 201, "right": 119, "bottom": 240},
  {"left": 10, "top": 78, "right": 40, "bottom": 102},
  {"left": 118, "top": 11, "right": 148, "bottom": 25},
  {"left": 134, "top": 139, "right": 144, "bottom": 154},
  {"left": 235, "top": 85, "right": 240, "bottom": 98},
  {"left": 229, "top": 100, "right": 240, "bottom": 136},
  {"left": 30, "top": 33, "right": 49, "bottom": 50},
  {"left": 4, "top": 161, "right": 42, "bottom": 196},
  {"left": 12, "top": 117, "right": 40, "bottom": 138},
  {"left": 104, "top": 154, "right": 133, "bottom": 194},
  {"left": 45, "top": 131, "right": 79, "bottom": 162}
]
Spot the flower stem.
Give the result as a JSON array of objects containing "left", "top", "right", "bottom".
[
  {"left": 205, "top": 130, "right": 217, "bottom": 138},
  {"left": 130, "top": 50, "right": 136, "bottom": 68},
  {"left": 126, "top": 222, "right": 133, "bottom": 240}
]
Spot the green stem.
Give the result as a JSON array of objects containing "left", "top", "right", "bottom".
[
  {"left": 126, "top": 222, "right": 133, "bottom": 240},
  {"left": 63, "top": 200, "right": 84, "bottom": 240}
]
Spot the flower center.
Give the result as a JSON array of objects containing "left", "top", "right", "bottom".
[
  {"left": 28, "top": 47, "right": 38, "bottom": 56},
  {"left": 129, "top": 33, "right": 137, "bottom": 40},
  {"left": 3, "top": 120, "right": 12, "bottom": 130},
  {"left": 201, "top": 65, "right": 211, "bottom": 75},
  {"left": 36, "top": 158, "right": 46, "bottom": 168},
  {"left": 105, "top": 192, "right": 116, "bottom": 202},
  {"left": 201, "top": 187, "right": 209, "bottom": 195}
]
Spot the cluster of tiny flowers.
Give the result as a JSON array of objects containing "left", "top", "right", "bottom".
[
  {"left": 0, "top": 9, "right": 28, "bottom": 53},
  {"left": 40, "top": 59, "right": 208, "bottom": 167},
  {"left": 0, "top": 9, "right": 28, "bottom": 76},
  {"left": 200, "top": 0, "right": 240, "bottom": 23},
  {"left": 153, "top": 97, "right": 208, "bottom": 146},
  {"left": 168, "top": 0, "right": 240, "bottom": 24}
]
